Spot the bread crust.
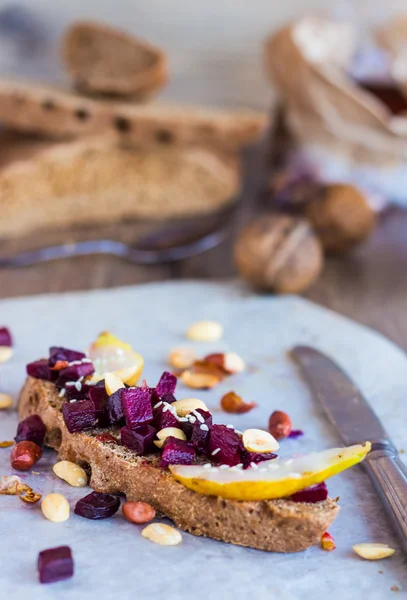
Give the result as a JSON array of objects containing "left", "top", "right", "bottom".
[{"left": 18, "top": 376, "right": 339, "bottom": 552}]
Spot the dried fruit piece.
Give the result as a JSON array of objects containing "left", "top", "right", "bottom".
[
  {"left": 159, "top": 436, "right": 196, "bottom": 468},
  {"left": 243, "top": 429, "right": 279, "bottom": 453},
  {"left": 154, "top": 427, "right": 186, "bottom": 448},
  {"left": 122, "top": 386, "right": 153, "bottom": 429},
  {"left": 208, "top": 424, "right": 242, "bottom": 466},
  {"left": 74, "top": 491, "right": 120, "bottom": 520},
  {"left": 172, "top": 398, "right": 209, "bottom": 417},
  {"left": 53, "top": 461, "right": 88, "bottom": 487},
  {"left": 141, "top": 523, "right": 182, "bottom": 546},
  {"left": 0, "top": 475, "right": 29, "bottom": 495},
  {"left": 205, "top": 352, "right": 245, "bottom": 374},
  {"left": 17, "top": 486, "right": 42, "bottom": 504},
  {"left": 10, "top": 441, "right": 42, "bottom": 471},
  {"left": 38, "top": 546, "right": 74, "bottom": 584},
  {"left": 181, "top": 370, "right": 221, "bottom": 390},
  {"left": 0, "top": 440, "right": 14, "bottom": 448},
  {"left": 352, "top": 543, "right": 395, "bottom": 560},
  {"left": 105, "top": 372, "right": 125, "bottom": 395},
  {"left": 186, "top": 321, "right": 223, "bottom": 342},
  {"left": 0, "top": 393, "right": 13, "bottom": 409},
  {"left": 122, "top": 501, "right": 156, "bottom": 524},
  {"left": 321, "top": 532, "right": 336, "bottom": 551},
  {"left": 268, "top": 410, "right": 292, "bottom": 440},
  {"left": 41, "top": 493, "right": 70, "bottom": 522},
  {"left": 156, "top": 371, "right": 177, "bottom": 397},
  {"left": 220, "top": 391, "right": 257, "bottom": 414},
  {"left": 168, "top": 348, "right": 196, "bottom": 370},
  {"left": 0, "top": 327, "right": 12, "bottom": 347},
  {"left": 121, "top": 425, "right": 156, "bottom": 455},
  {"left": 290, "top": 482, "right": 328, "bottom": 503},
  {"left": 26, "top": 359, "right": 52, "bottom": 381},
  {"left": 62, "top": 399, "right": 98, "bottom": 433},
  {"left": 15, "top": 414, "right": 46, "bottom": 447}
]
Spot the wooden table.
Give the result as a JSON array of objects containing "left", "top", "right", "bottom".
[{"left": 0, "top": 1, "right": 406, "bottom": 352}]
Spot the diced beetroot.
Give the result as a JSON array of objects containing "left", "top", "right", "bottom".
[
  {"left": 62, "top": 399, "right": 98, "bottom": 433},
  {"left": 240, "top": 450, "right": 277, "bottom": 469},
  {"left": 288, "top": 429, "right": 304, "bottom": 439},
  {"left": 38, "top": 546, "right": 74, "bottom": 584},
  {"left": 56, "top": 363, "right": 95, "bottom": 387},
  {"left": 208, "top": 424, "right": 242, "bottom": 466},
  {"left": 159, "top": 436, "right": 196, "bottom": 468},
  {"left": 74, "top": 492, "right": 120, "bottom": 520},
  {"left": 49, "top": 347, "right": 86, "bottom": 366},
  {"left": 64, "top": 380, "right": 100, "bottom": 402},
  {"left": 190, "top": 409, "right": 212, "bottom": 452},
  {"left": 15, "top": 415, "right": 46, "bottom": 447},
  {"left": 121, "top": 387, "right": 153, "bottom": 430},
  {"left": 289, "top": 482, "right": 328, "bottom": 503},
  {"left": 161, "top": 392, "right": 176, "bottom": 404},
  {"left": 152, "top": 402, "right": 178, "bottom": 431},
  {"left": 0, "top": 327, "right": 12, "bottom": 347},
  {"left": 156, "top": 371, "right": 177, "bottom": 398},
  {"left": 89, "top": 387, "right": 110, "bottom": 427},
  {"left": 121, "top": 425, "right": 156, "bottom": 455},
  {"left": 107, "top": 389, "right": 125, "bottom": 424},
  {"left": 26, "top": 359, "right": 51, "bottom": 381}
]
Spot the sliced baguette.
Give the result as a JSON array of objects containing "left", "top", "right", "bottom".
[
  {"left": 18, "top": 376, "right": 339, "bottom": 553},
  {"left": 0, "top": 80, "right": 267, "bottom": 152},
  {"left": 62, "top": 21, "right": 168, "bottom": 100}
]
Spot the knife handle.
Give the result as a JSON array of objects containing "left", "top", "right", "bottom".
[{"left": 364, "top": 442, "right": 407, "bottom": 554}]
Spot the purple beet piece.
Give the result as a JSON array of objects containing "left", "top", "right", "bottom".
[
  {"left": 56, "top": 362, "right": 95, "bottom": 387},
  {"left": 121, "top": 387, "right": 153, "bottom": 430},
  {"left": 62, "top": 399, "right": 98, "bottom": 433},
  {"left": 288, "top": 429, "right": 304, "bottom": 439},
  {"left": 121, "top": 425, "right": 156, "bottom": 455},
  {"left": 240, "top": 450, "right": 277, "bottom": 470},
  {"left": 26, "top": 359, "right": 51, "bottom": 381},
  {"left": 38, "top": 546, "right": 74, "bottom": 584},
  {"left": 152, "top": 402, "right": 178, "bottom": 431},
  {"left": 64, "top": 380, "right": 100, "bottom": 402},
  {"left": 190, "top": 409, "right": 212, "bottom": 452},
  {"left": 74, "top": 491, "right": 120, "bottom": 520},
  {"left": 49, "top": 347, "right": 86, "bottom": 367},
  {"left": 89, "top": 386, "right": 110, "bottom": 427},
  {"left": 0, "top": 327, "right": 12, "bottom": 347},
  {"left": 208, "top": 424, "right": 242, "bottom": 466},
  {"left": 159, "top": 436, "right": 196, "bottom": 468},
  {"left": 156, "top": 371, "right": 177, "bottom": 397},
  {"left": 107, "top": 389, "right": 125, "bottom": 424},
  {"left": 161, "top": 392, "right": 176, "bottom": 404},
  {"left": 15, "top": 415, "right": 46, "bottom": 447},
  {"left": 289, "top": 482, "right": 328, "bottom": 504}
]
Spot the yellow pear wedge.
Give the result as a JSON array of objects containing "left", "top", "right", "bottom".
[
  {"left": 170, "top": 443, "right": 371, "bottom": 501},
  {"left": 88, "top": 332, "right": 144, "bottom": 386}
]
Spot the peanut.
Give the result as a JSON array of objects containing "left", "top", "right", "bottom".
[
  {"left": 172, "top": 398, "right": 209, "bottom": 417},
  {"left": 41, "top": 493, "right": 70, "bottom": 523},
  {"left": 154, "top": 427, "right": 186, "bottom": 449},
  {"left": 186, "top": 321, "right": 223, "bottom": 342},
  {"left": 10, "top": 441, "right": 42, "bottom": 471},
  {"left": 168, "top": 348, "right": 196, "bottom": 370},
  {"left": 0, "top": 346, "right": 13, "bottom": 364},
  {"left": 180, "top": 370, "right": 220, "bottom": 390},
  {"left": 141, "top": 523, "right": 182, "bottom": 546},
  {"left": 242, "top": 428, "right": 279, "bottom": 453},
  {"left": 268, "top": 410, "right": 292, "bottom": 440},
  {"left": 122, "top": 501, "right": 156, "bottom": 524},
  {"left": 53, "top": 460, "right": 88, "bottom": 487},
  {"left": 0, "top": 393, "right": 13, "bottom": 409}
]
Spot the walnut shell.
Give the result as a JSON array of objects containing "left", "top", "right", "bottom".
[
  {"left": 305, "top": 183, "right": 376, "bottom": 253},
  {"left": 234, "top": 214, "right": 324, "bottom": 294}
]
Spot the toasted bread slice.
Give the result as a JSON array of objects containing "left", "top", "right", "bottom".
[
  {"left": 18, "top": 376, "right": 339, "bottom": 553},
  {"left": 0, "top": 80, "right": 267, "bottom": 153},
  {"left": 62, "top": 21, "right": 168, "bottom": 100}
]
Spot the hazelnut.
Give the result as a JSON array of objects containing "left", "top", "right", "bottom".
[
  {"left": 234, "top": 214, "right": 324, "bottom": 294},
  {"left": 268, "top": 410, "right": 292, "bottom": 440},
  {"left": 10, "top": 441, "right": 42, "bottom": 471},
  {"left": 305, "top": 183, "right": 376, "bottom": 253},
  {"left": 122, "top": 501, "right": 156, "bottom": 524}
]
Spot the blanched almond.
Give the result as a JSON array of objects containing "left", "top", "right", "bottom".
[
  {"left": 0, "top": 393, "right": 13, "bottom": 409},
  {"left": 353, "top": 543, "right": 395, "bottom": 560},
  {"left": 242, "top": 428, "right": 279, "bottom": 453},
  {"left": 53, "top": 460, "right": 88, "bottom": 487},
  {"left": 141, "top": 523, "right": 182, "bottom": 545},
  {"left": 172, "top": 398, "right": 209, "bottom": 417},
  {"left": 181, "top": 370, "right": 220, "bottom": 390},
  {"left": 186, "top": 321, "right": 223, "bottom": 342},
  {"left": 168, "top": 348, "right": 196, "bottom": 370},
  {"left": 154, "top": 427, "right": 186, "bottom": 448},
  {"left": 0, "top": 346, "right": 13, "bottom": 363},
  {"left": 41, "top": 493, "right": 70, "bottom": 523},
  {"left": 104, "top": 372, "right": 125, "bottom": 395}
]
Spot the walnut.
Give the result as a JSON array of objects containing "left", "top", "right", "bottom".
[
  {"left": 234, "top": 214, "right": 324, "bottom": 294},
  {"left": 305, "top": 183, "right": 376, "bottom": 253}
]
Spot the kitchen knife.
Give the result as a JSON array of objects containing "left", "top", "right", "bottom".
[{"left": 291, "top": 345, "right": 407, "bottom": 555}]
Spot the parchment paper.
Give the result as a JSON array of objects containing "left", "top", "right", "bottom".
[{"left": 0, "top": 281, "right": 406, "bottom": 599}]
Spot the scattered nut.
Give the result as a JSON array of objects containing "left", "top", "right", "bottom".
[
  {"left": 53, "top": 460, "right": 88, "bottom": 487},
  {"left": 172, "top": 398, "right": 209, "bottom": 417},
  {"left": 104, "top": 372, "right": 125, "bottom": 396},
  {"left": 220, "top": 391, "right": 257, "bottom": 414},
  {"left": 154, "top": 427, "right": 186, "bottom": 449},
  {"left": 186, "top": 321, "right": 223, "bottom": 342},
  {"left": 353, "top": 543, "right": 395, "bottom": 560},
  {"left": 205, "top": 352, "right": 245, "bottom": 374},
  {"left": 321, "top": 532, "right": 336, "bottom": 551},
  {"left": 41, "top": 493, "right": 70, "bottom": 523},
  {"left": 17, "top": 486, "right": 42, "bottom": 504},
  {"left": 0, "top": 346, "right": 13, "bottom": 364},
  {"left": 0, "top": 440, "right": 15, "bottom": 448},
  {"left": 0, "top": 393, "right": 13, "bottom": 409},
  {"left": 10, "top": 441, "right": 42, "bottom": 471},
  {"left": 242, "top": 428, "right": 279, "bottom": 453},
  {"left": 123, "top": 501, "right": 156, "bottom": 524},
  {"left": 141, "top": 523, "right": 182, "bottom": 546},
  {"left": 0, "top": 475, "right": 28, "bottom": 495},
  {"left": 181, "top": 369, "right": 221, "bottom": 390},
  {"left": 168, "top": 348, "right": 196, "bottom": 370},
  {"left": 268, "top": 410, "right": 292, "bottom": 440}
]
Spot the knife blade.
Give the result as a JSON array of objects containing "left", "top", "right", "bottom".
[{"left": 291, "top": 345, "right": 407, "bottom": 555}]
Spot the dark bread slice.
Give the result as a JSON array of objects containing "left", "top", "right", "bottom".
[
  {"left": 18, "top": 376, "right": 339, "bottom": 553},
  {"left": 62, "top": 21, "right": 168, "bottom": 100},
  {"left": 0, "top": 80, "right": 267, "bottom": 153}
]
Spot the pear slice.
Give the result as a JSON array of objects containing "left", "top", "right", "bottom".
[
  {"left": 170, "top": 443, "right": 371, "bottom": 501},
  {"left": 88, "top": 332, "right": 144, "bottom": 386}
]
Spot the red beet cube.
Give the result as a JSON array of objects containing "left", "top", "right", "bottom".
[
  {"left": 89, "top": 387, "right": 110, "bottom": 427},
  {"left": 107, "top": 389, "right": 125, "bottom": 424},
  {"left": 152, "top": 402, "right": 179, "bottom": 431},
  {"left": 121, "top": 387, "right": 153, "bottom": 430},
  {"left": 156, "top": 371, "right": 177, "bottom": 397},
  {"left": 208, "top": 424, "right": 242, "bottom": 466},
  {"left": 74, "top": 492, "right": 120, "bottom": 520},
  {"left": 26, "top": 359, "right": 51, "bottom": 381},
  {"left": 159, "top": 436, "right": 196, "bottom": 468},
  {"left": 289, "top": 482, "right": 328, "bottom": 503},
  {"left": 190, "top": 409, "right": 212, "bottom": 452},
  {"left": 62, "top": 399, "right": 98, "bottom": 433},
  {"left": 15, "top": 415, "right": 46, "bottom": 447},
  {"left": 56, "top": 362, "right": 95, "bottom": 387},
  {"left": 0, "top": 327, "right": 12, "bottom": 347},
  {"left": 121, "top": 425, "right": 156, "bottom": 455},
  {"left": 49, "top": 347, "right": 86, "bottom": 367},
  {"left": 38, "top": 546, "right": 74, "bottom": 584},
  {"left": 240, "top": 449, "right": 277, "bottom": 469}
]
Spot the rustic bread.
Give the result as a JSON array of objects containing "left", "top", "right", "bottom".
[
  {"left": 18, "top": 376, "right": 339, "bottom": 553},
  {"left": 0, "top": 134, "right": 238, "bottom": 239},
  {"left": 0, "top": 80, "right": 267, "bottom": 153},
  {"left": 62, "top": 21, "right": 168, "bottom": 100}
]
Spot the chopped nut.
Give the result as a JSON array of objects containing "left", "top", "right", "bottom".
[
  {"left": 41, "top": 493, "right": 70, "bottom": 523},
  {"left": 168, "top": 348, "right": 196, "bottom": 370},
  {"left": 122, "top": 501, "right": 156, "bottom": 524},
  {"left": 10, "top": 441, "right": 42, "bottom": 471},
  {"left": 186, "top": 321, "right": 223, "bottom": 342},
  {"left": 0, "top": 393, "right": 13, "bottom": 409},
  {"left": 104, "top": 372, "right": 125, "bottom": 395},
  {"left": 205, "top": 352, "right": 245, "bottom": 374},
  {"left": 154, "top": 427, "right": 186, "bottom": 449},
  {"left": 321, "top": 532, "right": 336, "bottom": 551},
  {"left": 53, "top": 460, "right": 88, "bottom": 487},
  {"left": 0, "top": 440, "right": 15, "bottom": 448},
  {"left": 17, "top": 486, "right": 42, "bottom": 504},
  {"left": 181, "top": 369, "right": 221, "bottom": 390},
  {"left": 353, "top": 543, "right": 395, "bottom": 560},
  {"left": 0, "top": 475, "right": 30, "bottom": 495},
  {"left": 220, "top": 391, "right": 257, "bottom": 414},
  {"left": 0, "top": 346, "right": 13, "bottom": 363},
  {"left": 172, "top": 398, "right": 209, "bottom": 417},
  {"left": 141, "top": 523, "right": 182, "bottom": 546},
  {"left": 268, "top": 410, "right": 292, "bottom": 440},
  {"left": 242, "top": 428, "right": 279, "bottom": 453}
]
